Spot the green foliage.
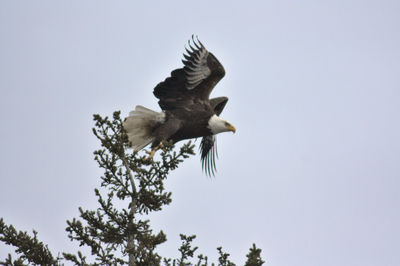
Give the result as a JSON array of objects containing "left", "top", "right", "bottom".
[
  {"left": 0, "top": 111, "right": 265, "bottom": 265},
  {"left": 216, "top": 247, "right": 235, "bottom": 266},
  {"left": 0, "top": 253, "right": 28, "bottom": 266},
  {"left": 0, "top": 218, "right": 58, "bottom": 265},
  {"left": 163, "top": 234, "right": 235, "bottom": 266},
  {"left": 244, "top": 244, "right": 265, "bottom": 266},
  {"left": 63, "top": 111, "right": 195, "bottom": 265}
]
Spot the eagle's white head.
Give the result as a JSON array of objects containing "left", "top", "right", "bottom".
[{"left": 208, "top": 114, "right": 236, "bottom": 135}]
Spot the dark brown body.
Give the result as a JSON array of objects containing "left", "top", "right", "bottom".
[{"left": 151, "top": 104, "right": 213, "bottom": 147}]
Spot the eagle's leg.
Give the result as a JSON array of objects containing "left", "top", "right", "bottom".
[
  {"left": 145, "top": 118, "right": 181, "bottom": 160},
  {"left": 145, "top": 149, "right": 157, "bottom": 161},
  {"left": 145, "top": 142, "right": 164, "bottom": 161}
]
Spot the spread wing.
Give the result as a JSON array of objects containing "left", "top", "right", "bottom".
[
  {"left": 183, "top": 37, "right": 211, "bottom": 90},
  {"left": 153, "top": 35, "right": 225, "bottom": 111},
  {"left": 200, "top": 135, "right": 218, "bottom": 176},
  {"left": 199, "top": 97, "right": 229, "bottom": 176}
]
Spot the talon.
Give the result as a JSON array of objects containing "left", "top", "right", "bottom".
[
  {"left": 145, "top": 149, "right": 156, "bottom": 161},
  {"left": 144, "top": 143, "right": 163, "bottom": 161}
]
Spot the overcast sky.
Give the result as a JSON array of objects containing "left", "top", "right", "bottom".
[{"left": 1, "top": 1, "right": 399, "bottom": 265}]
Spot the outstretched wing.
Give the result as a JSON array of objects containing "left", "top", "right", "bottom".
[
  {"left": 183, "top": 37, "right": 211, "bottom": 90},
  {"left": 200, "top": 135, "right": 218, "bottom": 176},
  {"left": 153, "top": 35, "right": 225, "bottom": 111}
]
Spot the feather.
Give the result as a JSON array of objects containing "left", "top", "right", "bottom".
[
  {"left": 193, "top": 36, "right": 202, "bottom": 50},
  {"left": 200, "top": 135, "right": 218, "bottom": 176},
  {"left": 185, "top": 46, "right": 194, "bottom": 56},
  {"left": 181, "top": 37, "right": 211, "bottom": 90},
  {"left": 123, "top": 106, "right": 165, "bottom": 151}
]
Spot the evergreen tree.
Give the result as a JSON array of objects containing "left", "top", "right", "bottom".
[
  {"left": 244, "top": 244, "right": 265, "bottom": 266},
  {"left": 0, "top": 112, "right": 265, "bottom": 265}
]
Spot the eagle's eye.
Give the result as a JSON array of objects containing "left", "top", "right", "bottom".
[{"left": 224, "top": 122, "right": 230, "bottom": 127}]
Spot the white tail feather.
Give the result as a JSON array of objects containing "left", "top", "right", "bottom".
[{"left": 123, "top": 105, "right": 165, "bottom": 151}]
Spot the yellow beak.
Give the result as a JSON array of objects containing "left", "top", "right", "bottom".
[{"left": 228, "top": 125, "right": 236, "bottom": 133}]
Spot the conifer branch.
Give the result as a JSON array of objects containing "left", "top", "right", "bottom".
[{"left": 0, "top": 218, "right": 57, "bottom": 265}]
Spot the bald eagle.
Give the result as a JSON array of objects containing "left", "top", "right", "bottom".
[{"left": 123, "top": 36, "right": 235, "bottom": 175}]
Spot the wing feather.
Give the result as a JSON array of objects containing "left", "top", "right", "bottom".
[
  {"left": 183, "top": 36, "right": 211, "bottom": 90},
  {"left": 200, "top": 135, "right": 218, "bottom": 176},
  {"left": 153, "top": 35, "right": 225, "bottom": 111}
]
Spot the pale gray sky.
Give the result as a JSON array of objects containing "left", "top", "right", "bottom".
[{"left": 1, "top": 1, "right": 399, "bottom": 265}]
